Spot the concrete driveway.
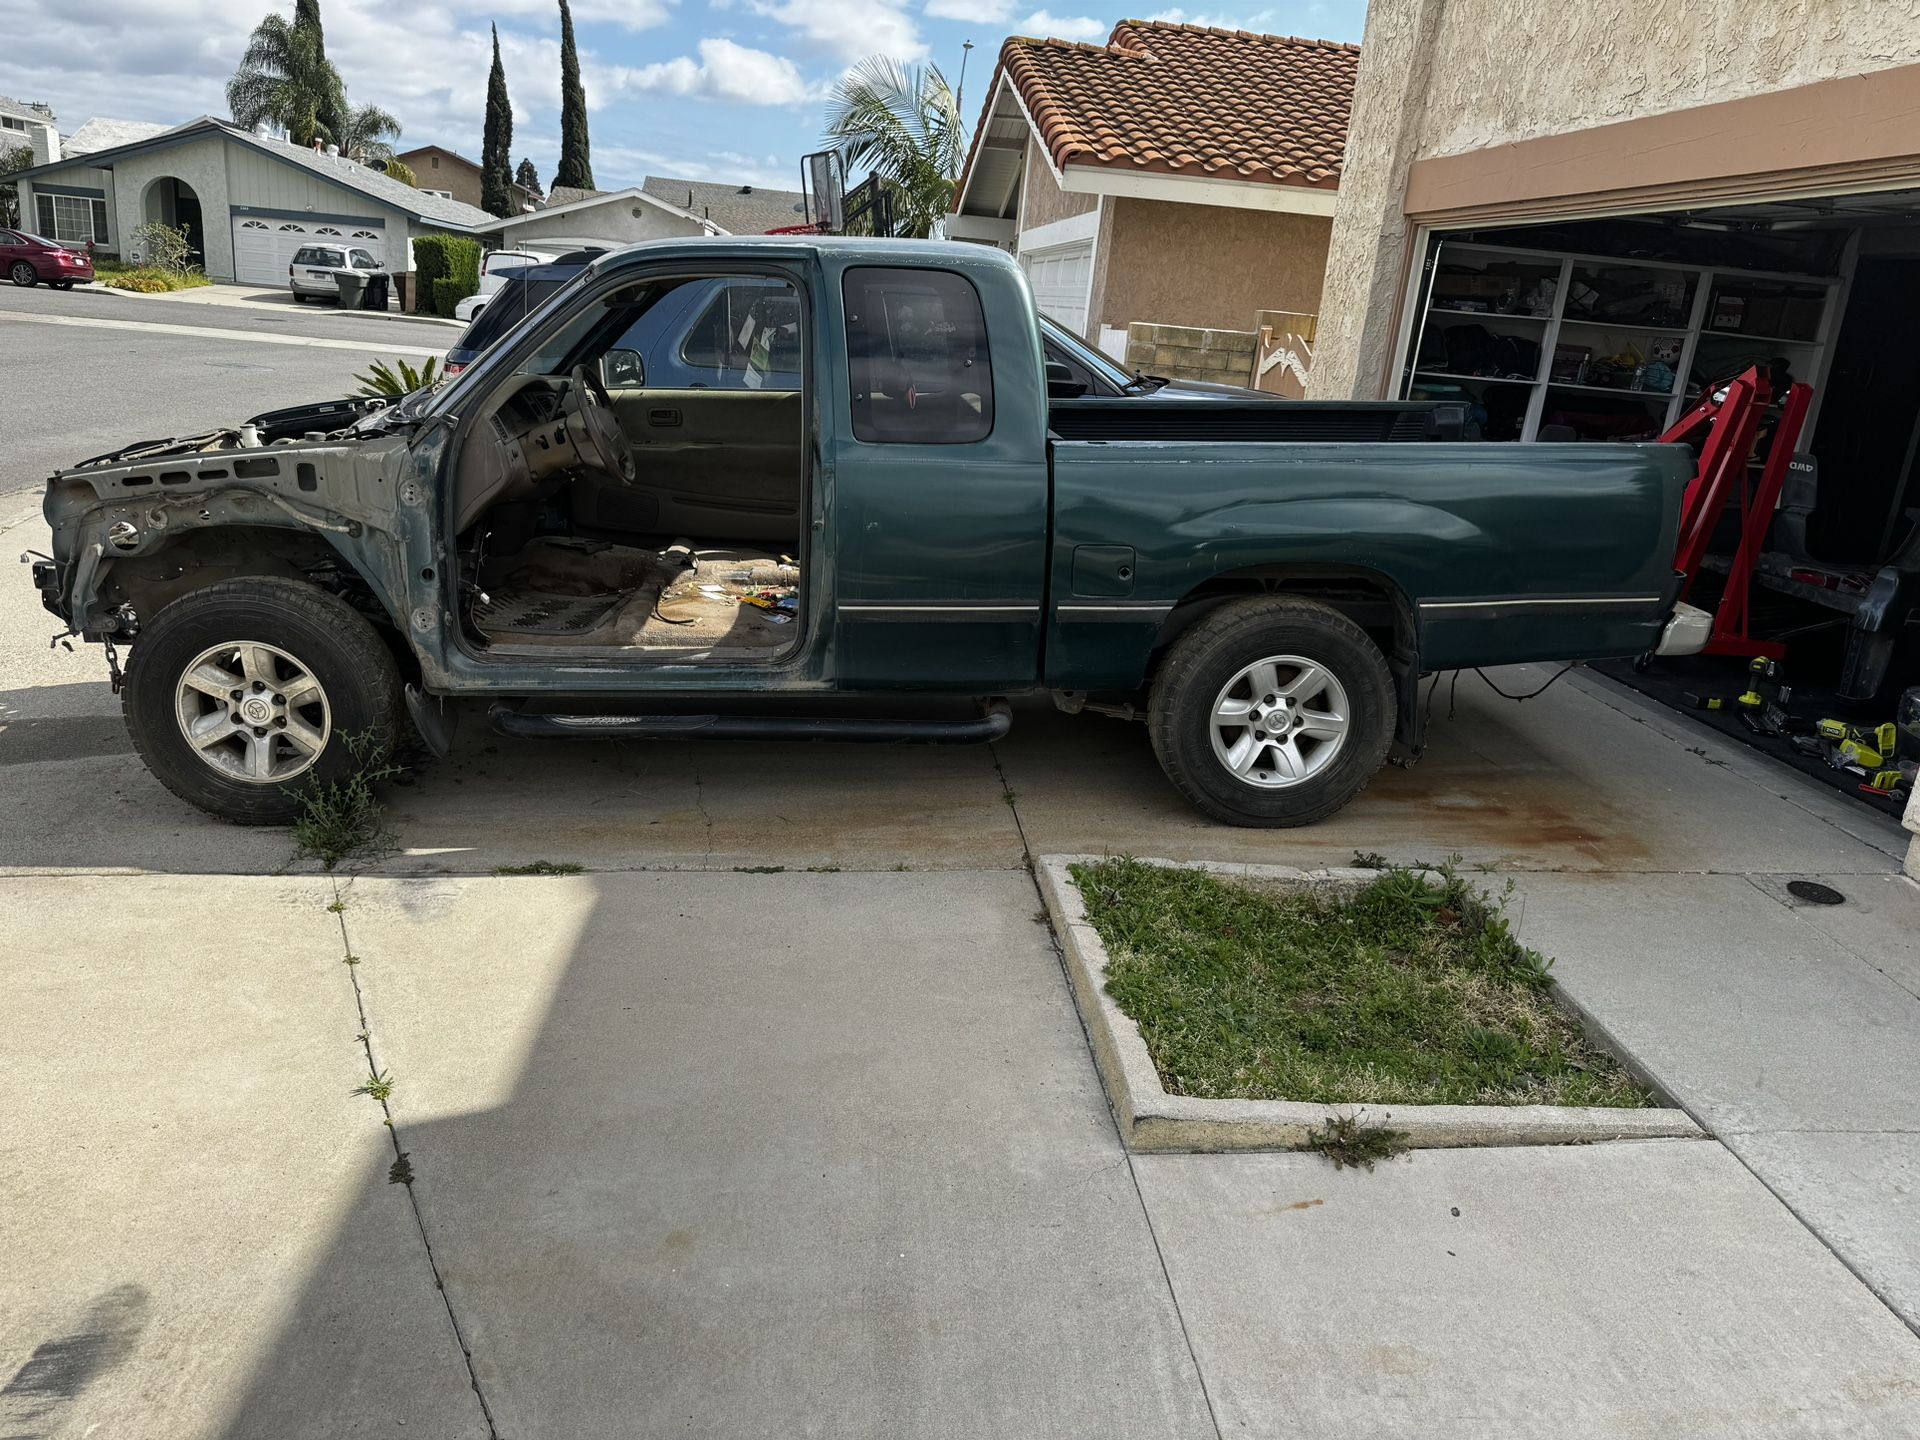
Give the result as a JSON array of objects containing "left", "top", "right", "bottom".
[{"left": 6, "top": 309, "right": 1920, "bottom": 1437}]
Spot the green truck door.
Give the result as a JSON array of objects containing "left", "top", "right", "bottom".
[{"left": 829, "top": 261, "right": 1050, "bottom": 689}]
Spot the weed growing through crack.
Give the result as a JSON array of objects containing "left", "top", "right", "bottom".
[
  {"left": 343, "top": 953, "right": 361, "bottom": 967},
  {"left": 326, "top": 899, "right": 347, "bottom": 914},
  {"left": 1307, "top": 1113, "right": 1410, "bottom": 1171},
  {"left": 1351, "top": 850, "right": 1389, "bottom": 870},
  {"left": 356, "top": 1070, "right": 394, "bottom": 1103},
  {"left": 734, "top": 865, "right": 786, "bottom": 874},
  {"left": 492, "top": 860, "right": 584, "bottom": 876},
  {"left": 388, "top": 1153, "right": 415, "bottom": 1185},
  {"left": 290, "top": 731, "right": 401, "bottom": 870}
]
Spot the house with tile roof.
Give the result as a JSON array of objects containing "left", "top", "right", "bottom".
[
  {"left": 950, "top": 21, "right": 1359, "bottom": 352},
  {"left": 8, "top": 115, "right": 494, "bottom": 282}
]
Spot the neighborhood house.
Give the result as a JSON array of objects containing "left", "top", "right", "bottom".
[
  {"left": 7, "top": 114, "right": 494, "bottom": 280},
  {"left": 949, "top": 22, "right": 1357, "bottom": 386}
]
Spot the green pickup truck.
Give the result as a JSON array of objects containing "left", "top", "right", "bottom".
[{"left": 33, "top": 237, "right": 1705, "bottom": 827}]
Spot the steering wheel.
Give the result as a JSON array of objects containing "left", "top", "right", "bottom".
[{"left": 562, "top": 363, "right": 636, "bottom": 484}]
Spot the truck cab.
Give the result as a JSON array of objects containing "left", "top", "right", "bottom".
[{"left": 35, "top": 238, "right": 1699, "bottom": 828}]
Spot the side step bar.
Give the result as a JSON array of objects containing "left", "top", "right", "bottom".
[{"left": 488, "top": 699, "right": 1013, "bottom": 745}]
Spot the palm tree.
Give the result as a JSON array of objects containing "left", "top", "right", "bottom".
[
  {"left": 335, "top": 101, "right": 402, "bottom": 165},
  {"left": 226, "top": 6, "right": 348, "bottom": 148},
  {"left": 824, "top": 58, "right": 963, "bottom": 239}
]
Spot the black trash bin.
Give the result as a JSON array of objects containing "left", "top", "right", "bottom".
[
  {"left": 362, "top": 272, "right": 390, "bottom": 311},
  {"left": 333, "top": 272, "right": 368, "bottom": 309}
]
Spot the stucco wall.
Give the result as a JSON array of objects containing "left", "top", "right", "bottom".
[
  {"left": 492, "top": 200, "right": 708, "bottom": 249},
  {"left": 1312, "top": 0, "right": 1920, "bottom": 398},
  {"left": 111, "top": 135, "right": 234, "bottom": 279},
  {"left": 402, "top": 149, "right": 482, "bottom": 207},
  {"left": 1091, "top": 197, "right": 1332, "bottom": 334},
  {"left": 1019, "top": 141, "right": 1097, "bottom": 232}
]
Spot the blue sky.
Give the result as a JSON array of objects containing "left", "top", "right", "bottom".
[{"left": 1, "top": 0, "right": 1368, "bottom": 194}]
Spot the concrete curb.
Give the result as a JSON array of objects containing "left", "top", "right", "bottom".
[{"left": 1036, "top": 854, "right": 1705, "bottom": 1153}]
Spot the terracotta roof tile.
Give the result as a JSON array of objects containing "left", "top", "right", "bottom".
[{"left": 962, "top": 21, "right": 1359, "bottom": 197}]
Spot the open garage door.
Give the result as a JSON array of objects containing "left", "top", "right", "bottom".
[
  {"left": 1021, "top": 240, "right": 1093, "bottom": 335},
  {"left": 232, "top": 219, "right": 388, "bottom": 285}
]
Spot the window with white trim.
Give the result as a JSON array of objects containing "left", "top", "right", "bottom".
[
  {"left": 350, "top": 229, "right": 378, "bottom": 240},
  {"left": 1, "top": 116, "right": 25, "bottom": 131},
  {"left": 34, "top": 193, "right": 108, "bottom": 246},
  {"left": 316, "top": 226, "right": 343, "bottom": 236}
]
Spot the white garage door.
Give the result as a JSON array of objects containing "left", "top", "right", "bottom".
[
  {"left": 1021, "top": 239, "right": 1093, "bottom": 334},
  {"left": 232, "top": 218, "right": 387, "bottom": 284}
]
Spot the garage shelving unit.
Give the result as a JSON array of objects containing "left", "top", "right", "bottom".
[{"left": 1399, "top": 240, "right": 1844, "bottom": 443}]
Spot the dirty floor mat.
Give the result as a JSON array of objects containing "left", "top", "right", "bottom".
[{"left": 472, "top": 588, "right": 632, "bottom": 636}]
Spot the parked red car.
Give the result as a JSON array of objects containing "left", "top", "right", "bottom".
[{"left": 1, "top": 230, "right": 95, "bottom": 289}]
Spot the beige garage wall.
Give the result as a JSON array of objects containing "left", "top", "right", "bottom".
[
  {"left": 1020, "top": 143, "right": 1097, "bottom": 232},
  {"left": 1091, "top": 197, "right": 1332, "bottom": 335},
  {"left": 1311, "top": 0, "right": 1920, "bottom": 399}
]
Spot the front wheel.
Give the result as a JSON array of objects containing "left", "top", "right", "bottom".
[
  {"left": 10, "top": 261, "right": 37, "bottom": 287},
  {"left": 122, "top": 577, "right": 407, "bottom": 824},
  {"left": 1148, "top": 596, "right": 1394, "bottom": 826}
]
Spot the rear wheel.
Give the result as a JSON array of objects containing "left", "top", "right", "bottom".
[
  {"left": 122, "top": 577, "right": 406, "bottom": 824},
  {"left": 1148, "top": 596, "right": 1394, "bottom": 826},
  {"left": 292, "top": 291, "right": 310, "bottom": 303},
  {"left": 10, "top": 261, "right": 37, "bottom": 287}
]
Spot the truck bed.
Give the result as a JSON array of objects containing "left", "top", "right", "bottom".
[{"left": 1046, "top": 398, "right": 1465, "bottom": 444}]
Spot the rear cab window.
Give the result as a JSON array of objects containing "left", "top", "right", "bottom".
[{"left": 843, "top": 267, "right": 993, "bottom": 444}]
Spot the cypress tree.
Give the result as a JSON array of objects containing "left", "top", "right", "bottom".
[
  {"left": 554, "top": 0, "right": 594, "bottom": 191},
  {"left": 515, "top": 158, "right": 543, "bottom": 200},
  {"left": 480, "top": 25, "right": 515, "bottom": 217}
]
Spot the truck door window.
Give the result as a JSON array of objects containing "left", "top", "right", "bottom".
[
  {"left": 680, "top": 280, "right": 802, "bottom": 391},
  {"left": 843, "top": 267, "right": 993, "bottom": 444}
]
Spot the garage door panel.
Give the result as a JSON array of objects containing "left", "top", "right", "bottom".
[
  {"left": 1021, "top": 239, "right": 1092, "bottom": 335},
  {"left": 232, "top": 219, "right": 386, "bottom": 285}
]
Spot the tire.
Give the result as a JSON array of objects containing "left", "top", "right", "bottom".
[
  {"left": 54, "top": 281, "right": 73, "bottom": 290},
  {"left": 1148, "top": 596, "right": 1395, "bottom": 827},
  {"left": 122, "top": 577, "right": 407, "bottom": 825},
  {"left": 10, "top": 261, "right": 37, "bottom": 287},
  {"left": 292, "top": 291, "right": 310, "bottom": 303}
]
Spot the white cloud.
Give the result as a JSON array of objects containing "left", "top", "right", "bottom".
[
  {"left": 750, "top": 0, "right": 926, "bottom": 62},
  {"left": 613, "top": 38, "right": 817, "bottom": 105},
  {"left": 926, "top": 0, "right": 1013, "bottom": 19},
  {"left": 1018, "top": 11, "right": 1108, "bottom": 41}
]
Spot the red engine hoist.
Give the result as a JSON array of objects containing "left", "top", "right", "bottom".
[{"left": 1661, "top": 364, "right": 1815, "bottom": 660}]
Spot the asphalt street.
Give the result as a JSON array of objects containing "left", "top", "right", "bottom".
[{"left": 0, "top": 283, "right": 453, "bottom": 503}]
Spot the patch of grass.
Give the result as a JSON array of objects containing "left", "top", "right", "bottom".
[
  {"left": 492, "top": 860, "right": 584, "bottom": 876},
  {"left": 289, "top": 732, "right": 400, "bottom": 871},
  {"left": 1307, "top": 1113, "right": 1410, "bottom": 1171},
  {"left": 1070, "top": 856, "right": 1652, "bottom": 1109},
  {"left": 356, "top": 1070, "right": 394, "bottom": 1103}
]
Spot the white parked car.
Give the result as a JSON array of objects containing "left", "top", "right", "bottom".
[
  {"left": 453, "top": 248, "right": 558, "bottom": 322},
  {"left": 288, "top": 244, "right": 382, "bottom": 303}
]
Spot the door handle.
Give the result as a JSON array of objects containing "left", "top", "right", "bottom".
[{"left": 647, "top": 408, "right": 683, "bottom": 427}]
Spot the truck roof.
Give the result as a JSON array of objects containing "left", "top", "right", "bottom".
[{"left": 584, "top": 234, "right": 1020, "bottom": 277}]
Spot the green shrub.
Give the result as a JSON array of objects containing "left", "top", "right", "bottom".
[{"left": 411, "top": 233, "right": 482, "bottom": 316}]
